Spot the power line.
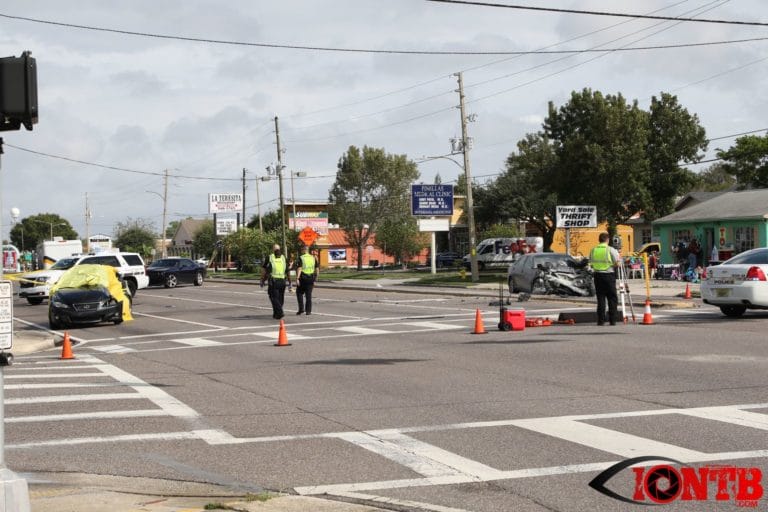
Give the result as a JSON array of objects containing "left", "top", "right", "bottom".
[
  {"left": 4, "top": 143, "right": 242, "bottom": 181},
  {"left": 426, "top": 0, "right": 768, "bottom": 27},
  {"left": 1, "top": 11, "right": 766, "bottom": 55}
]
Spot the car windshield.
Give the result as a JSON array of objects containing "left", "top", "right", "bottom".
[
  {"left": 151, "top": 259, "right": 180, "bottom": 267},
  {"left": 537, "top": 255, "right": 573, "bottom": 268},
  {"left": 50, "top": 258, "right": 80, "bottom": 270},
  {"left": 723, "top": 249, "right": 768, "bottom": 265}
]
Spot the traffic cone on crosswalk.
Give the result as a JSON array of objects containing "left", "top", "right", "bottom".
[
  {"left": 684, "top": 283, "right": 692, "bottom": 299},
  {"left": 60, "top": 331, "right": 75, "bottom": 360},
  {"left": 641, "top": 300, "right": 654, "bottom": 325},
  {"left": 472, "top": 309, "right": 487, "bottom": 334},
  {"left": 274, "top": 320, "right": 291, "bottom": 346}
]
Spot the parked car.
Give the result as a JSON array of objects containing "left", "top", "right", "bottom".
[
  {"left": 508, "top": 253, "right": 581, "bottom": 294},
  {"left": 48, "top": 264, "right": 132, "bottom": 329},
  {"left": 77, "top": 252, "right": 149, "bottom": 297},
  {"left": 701, "top": 247, "right": 768, "bottom": 317},
  {"left": 435, "top": 252, "right": 461, "bottom": 268},
  {"left": 147, "top": 257, "right": 206, "bottom": 288},
  {"left": 18, "top": 255, "right": 85, "bottom": 305}
]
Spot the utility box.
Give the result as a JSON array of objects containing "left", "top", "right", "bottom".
[{"left": 0, "top": 51, "right": 38, "bottom": 131}]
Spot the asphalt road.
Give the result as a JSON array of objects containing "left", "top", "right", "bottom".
[{"left": 8, "top": 281, "right": 768, "bottom": 511}]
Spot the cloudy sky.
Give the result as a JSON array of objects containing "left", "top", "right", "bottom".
[{"left": 2, "top": 0, "right": 766, "bottom": 242}]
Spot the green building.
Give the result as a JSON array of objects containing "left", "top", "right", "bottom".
[{"left": 653, "top": 189, "right": 768, "bottom": 265}]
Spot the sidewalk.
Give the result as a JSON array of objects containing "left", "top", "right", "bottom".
[{"left": 8, "top": 276, "right": 700, "bottom": 512}]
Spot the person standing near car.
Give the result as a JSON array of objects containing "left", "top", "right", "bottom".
[
  {"left": 260, "top": 244, "right": 287, "bottom": 319},
  {"left": 294, "top": 245, "right": 318, "bottom": 315},
  {"left": 589, "top": 232, "right": 620, "bottom": 326}
]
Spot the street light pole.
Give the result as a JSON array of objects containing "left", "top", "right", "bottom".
[
  {"left": 274, "top": 116, "right": 287, "bottom": 257},
  {"left": 290, "top": 171, "right": 307, "bottom": 231}
]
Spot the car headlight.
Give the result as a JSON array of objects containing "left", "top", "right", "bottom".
[{"left": 51, "top": 301, "right": 70, "bottom": 309}]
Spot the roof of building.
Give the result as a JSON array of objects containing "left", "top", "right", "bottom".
[
  {"left": 654, "top": 189, "right": 768, "bottom": 224},
  {"left": 674, "top": 190, "right": 730, "bottom": 211}
]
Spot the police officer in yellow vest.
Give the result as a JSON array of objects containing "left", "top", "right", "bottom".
[
  {"left": 590, "top": 232, "right": 621, "bottom": 326},
  {"left": 260, "top": 244, "right": 288, "bottom": 319},
  {"left": 295, "top": 245, "right": 319, "bottom": 315}
]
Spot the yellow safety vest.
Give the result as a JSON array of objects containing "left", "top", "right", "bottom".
[
  {"left": 269, "top": 254, "right": 287, "bottom": 279},
  {"left": 299, "top": 253, "right": 316, "bottom": 276},
  {"left": 590, "top": 243, "right": 614, "bottom": 272}
]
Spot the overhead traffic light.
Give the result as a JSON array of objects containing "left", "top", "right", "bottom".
[{"left": 0, "top": 51, "right": 38, "bottom": 131}]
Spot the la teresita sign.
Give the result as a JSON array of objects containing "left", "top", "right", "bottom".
[{"left": 556, "top": 205, "right": 597, "bottom": 228}]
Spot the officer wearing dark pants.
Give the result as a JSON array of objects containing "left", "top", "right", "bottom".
[
  {"left": 260, "top": 244, "right": 287, "bottom": 319},
  {"left": 295, "top": 245, "right": 318, "bottom": 315},
  {"left": 590, "top": 232, "right": 620, "bottom": 326}
]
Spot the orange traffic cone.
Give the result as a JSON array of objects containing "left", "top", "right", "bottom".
[
  {"left": 274, "top": 320, "right": 291, "bottom": 346},
  {"left": 472, "top": 309, "right": 487, "bottom": 334},
  {"left": 684, "top": 283, "right": 692, "bottom": 299},
  {"left": 641, "top": 300, "right": 654, "bottom": 325},
  {"left": 60, "top": 331, "right": 75, "bottom": 360}
]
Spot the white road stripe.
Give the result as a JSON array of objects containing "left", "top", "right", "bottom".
[
  {"left": 511, "top": 417, "right": 705, "bottom": 461},
  {"left": 6, "top": 393, "right": 143, "bottom": 405},
  {"left": 7, "top": 432, "right": 200, "bottom": 449},
  {"left": 132, "top": 311, "right": 226, "bottom": 329},
  {"left": 679, "top": 406, "right": 768, "bottom": 431},
  {"left": 6, "top": 383, "right": 124, "bottom": 390},
  {"left": 6, "top": 409, "right": 167, "bottom": 423},
  {"left": 5, "top": 373, "right": 107, "bottom": 379},
  {"left": 340, "top": 431, "right": 503, "bottom": 480},
  {"left": 336, "top": 326, "right": 391, "bottom": 336},
  {"left": 400, "top": 322, "right": 465, "bottom": 331},
  {"left": 171, "top": 337, "right": 223, "bottom": 347},
  {"left": 250, "top": 331, "right": 309, "bottom": 340},
  {"left": 91, "top": 345, "right": 136, "bottom": 353}
]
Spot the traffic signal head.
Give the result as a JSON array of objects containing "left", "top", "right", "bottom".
[{"left": 0, "top": 51, "right": 38, "bottom": 131}]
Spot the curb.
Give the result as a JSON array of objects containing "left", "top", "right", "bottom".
[{"left": 11, "top": 332, "right": 57, "bottom": 355}]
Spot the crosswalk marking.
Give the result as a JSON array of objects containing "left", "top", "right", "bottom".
[
  {"left": 512, "top": 417, "right": 706, "bottom": 461},
  {"left": 5, "top": 372, "right": 108, "bottom": 379},
  {"left": 6, "top": 409, "right": 167, "bottom": 423},
  {"left": 6, "top": 393, "right": 143, "bottom": 405},
  {"left": 679, "top": 406, "right": 768, "bottom": 431},
  {"left": 400, "top": 321, "right": 464, "bottom": 330},
  {"left": 171, "top": 337, "right": 223, "bottom": 347},
  {"left": 250, "top": 331, "right": 309, "bottom": 340}
]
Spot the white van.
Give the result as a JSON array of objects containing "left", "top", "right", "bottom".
[{"left": 463, "top": 237, "right": 544, "bottom": 270}]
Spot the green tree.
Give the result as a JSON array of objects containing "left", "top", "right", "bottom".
[
  {"left": 224, "top": 227, "right": 278, "bottom": 273},
  {"left": 692, "top": 162, "right": 736, "bottom": 192},
  {"left": 716, "top": 134, "right": 768, "bottom": 189},
  {"left": 375, "top": 216, "right": 428, "bottom": 269},
  {"left": 192, "top": 220, "right": 216, "bottom": 257},
  {"left": 474, "top": 133, "right": 559, "bottom": 250},
  {"left": 644, "top": 93, "right": 706, "bottom": 219},
  {"left": 479, "top": 224, "right": 523, "bottom": 240},
  {"left": 10, "top": 213, "right": 78, "bottom": 251},
  {"left": 544, "top": 88, "right": 706, "bottom": 237},
  {"left": 247, "top": 209, "right": 283, "bottom": 232},
  {"left": 114, "top": 218, "right": 156, "bottom": 258},
  {"left": 328, "top": 146, "right": 419, "bottom": 270}
]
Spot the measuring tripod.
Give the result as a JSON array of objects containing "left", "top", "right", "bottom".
[{"left": 616, "top": 261, "right": 636, "bottom": 323}]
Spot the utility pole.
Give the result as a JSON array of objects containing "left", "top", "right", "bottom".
[
  {"left": 242, "top": 167, "right": 247, "bottom": 230},
  {"left": 161, "top": 170, "right": 168, "bottom": 258},
  {"left": 455, "top": 72, "right": 479, "bottom": 282},
  {"left": 84, "top": 192, "right": 91, "bottom": 253},
  {"left": 255, "top": 176, "right": 264, "bottom": 232},
  {"left": 274, "top": 116, "right": 287, "bottom": 257}
]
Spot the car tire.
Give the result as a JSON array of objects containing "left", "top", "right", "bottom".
[
  {"left": 48, "top": 310, "right": 62, "bottom": 330},
  {"left": 499, "top": 322, "right": 512, "bottom": 331},
  {"left": 720, "top": 305, "right": 746, "bottom": 318},
  {"left": 27, "top": 297, "right": 44, "bottom": 305},
  {"left": 164, "top": 274, "right": 178, "bottom": 288},
  {"left": 478, "top": 262, "right": 486, "bottom": 271},
  {"left": 194, "top": 272, "right": 203, "bottom": 286},
  {"left": 126, "top": 279, "right": 137, "bottom": 297},
  {"left": 531, "top": 277, "right": 547, "bottom": 295},
  {"left": 508, "top": 276, "right": 519, "bottom": 294}
]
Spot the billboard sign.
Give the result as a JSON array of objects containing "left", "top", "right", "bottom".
[
  {"left": 411, "top": 184, "right": 453, "bottom": 216},
  {"left": 556, "top": 205, "right": 597, "bottom": 228},
  {"left": 0, "top": 281, "right": 12, "bottom": 350},
  {"left": 289, "top": 211, "right": 329, "bottom": 234},
  {"left": 216, "top": 218, "right": 238, "bottom": 235},
  {"left": 209, "top": 193, "right": 243, "bottom": 214}
]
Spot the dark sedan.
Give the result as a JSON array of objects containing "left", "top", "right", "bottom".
[
  {"left": 147, "top": 258, "right": 206, "bottom": 288},
  {"left": 48, "top": 264, "right": 132, "bottom": 329}
]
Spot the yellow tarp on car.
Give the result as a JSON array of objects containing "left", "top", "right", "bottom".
[{"left": 51, "top": 264, "right": 133, "bottom": 322}]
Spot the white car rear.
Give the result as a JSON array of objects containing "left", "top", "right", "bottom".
[{"left": 701, "top": 248, "right": 768, "bottom": 317}]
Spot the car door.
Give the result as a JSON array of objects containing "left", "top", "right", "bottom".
[
  {"left": 178, "top": 259, "right": 196, "bottom": 284},
  {"left": 511, "top": 255, "right": 530, "bottom": 291}
]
